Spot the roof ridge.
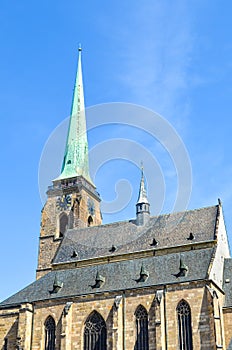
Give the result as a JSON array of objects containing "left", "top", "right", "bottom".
[{"left": 65, "top": 204, "right": 219, "bottom": 234}]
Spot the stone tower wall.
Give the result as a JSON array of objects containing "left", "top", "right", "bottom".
[{"left": 36, "top": 184, "right": 102, "bottom": 279}]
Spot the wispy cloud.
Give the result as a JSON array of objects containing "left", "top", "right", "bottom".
[{"left": 110, "top": 1, "right": 195, "bottom": 123}]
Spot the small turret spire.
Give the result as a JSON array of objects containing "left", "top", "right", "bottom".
[
  {"left": 136, "top": 165, "right": 150, "bottom": 226},
  {"left": 137, "top": 165, "right": 149, "bottom": 204},
  {"left": 55, "top": 48, "right": 92, "bottom": 183}
]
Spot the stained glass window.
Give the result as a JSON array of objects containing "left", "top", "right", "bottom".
[
  {"left": 134, "top": 305, "right": 149, "bottom": 350},
  {"left": 177, "top": 300, "right": 193, "bottom": 350},
  {"left": 84, "top": 311, "right": 107, "bottom": 350},
  {"left": 44, "top": 316, "right": 55, "bottom": 350}
]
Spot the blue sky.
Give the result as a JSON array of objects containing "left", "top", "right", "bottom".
[{"left": 0, "top": 0, "right": 232, "bottom": 301}]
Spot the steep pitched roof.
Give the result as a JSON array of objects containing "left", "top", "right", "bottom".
[
  {"left": 1, "top": 248, "right": 214, "bottom": 307},
  {"left": 54, "top": 205, "right": 218, "bottom": 265}
]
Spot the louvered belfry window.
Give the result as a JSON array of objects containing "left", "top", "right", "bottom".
[
  {"left": 44, "top": 316, "right": 56, "bottom": 350},
  {"left": 177, "top": 300, "right": 193, "bottom": 350},
  {"left": 134, "top": 305, "right": 149, "bottom": 350},
  {"left": 84, "top": 311, "right": 107, "bottom": 350}
]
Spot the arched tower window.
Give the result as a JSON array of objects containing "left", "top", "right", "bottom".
[
  {"left": 59, "top": 213, "right": 68, "bottom": 237},
  {"left": 84, "top": 311, "right": 107, "bottom": 350},
  {"left": 177, "top": 300, "right": 193, "bottom": 350},
  {"left": 134, "top": 305, "right": 149, "bottom": 350},
  {"left": 88, "top": 215, "right": 93, "bottom": 227},
  {"left": 44, "top": 316, "right": 56, "bottom": 350},
  {"left": 3, "top": 338, "right": 8, "bottom": 350}
]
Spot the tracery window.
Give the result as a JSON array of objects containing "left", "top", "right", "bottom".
[
  {"left": 84, "top": 311, "right": 107, "bottom": 350},
  {"left": 134, "top": 305, "right": 149, "bottom": 350},
  {"left": 44, "top": 316, "right": 56, "bottom": 350},
  {"left": 177, "top": 300, "right": 193, "bottom": 350}
]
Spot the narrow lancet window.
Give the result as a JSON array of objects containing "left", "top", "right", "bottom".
[
  {"left": 84, "top": 311, "right": 106, "bottom": 350},
  {"left": 44, "top": 316, "right": 56, "bottom": 350},
  {"left": 177, "top": 300, "right": 193, "bottom": 350},
  {"left": 59, "top": 213, "right": 68, "bottom": 237},
  {"left": 134, "top": 305, "right": 149, "bottom": 350},
  {"left": 88, "top": 215, "right": 93, "bottom": 227}
]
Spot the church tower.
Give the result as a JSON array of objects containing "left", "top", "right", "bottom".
[{"left": 37, "top": 48, "right": 102, "bottom": 279}]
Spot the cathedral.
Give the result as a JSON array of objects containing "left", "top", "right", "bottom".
[{"left": 1, "top": 48, "right": 232, "bottom": 350}]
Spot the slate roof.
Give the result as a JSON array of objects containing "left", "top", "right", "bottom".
[
  {"left": 1, "top": 248, "right": 214, "bottom": 307},
  {"left": 54, "top": 205, "right": 218, "bottom": 265},
  {"left": 223, "top": 258, "right": 232, "bottom": 307}
]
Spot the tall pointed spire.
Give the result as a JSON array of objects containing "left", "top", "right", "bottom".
[
  {"left": 56, "top": 47, "right": 92, "bottom": 183},
  {"left": 136, "top": 165, "right": 150, "bottom": 226},
  {"left": 137, "top": 165, "right": 149, "bottom": 204}
]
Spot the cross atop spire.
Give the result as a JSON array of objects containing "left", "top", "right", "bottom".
[{"left": 55, "top": 48, "right": 92, "bottom": 184}]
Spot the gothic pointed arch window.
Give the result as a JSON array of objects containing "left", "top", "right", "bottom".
[
  {"left": 84, "top": 311, "right": 107, "bottom": 350},
  {"left": 59, "top": 212, "right": 68, "bottom": 237},
  {"left": 177, "top": 300, "right": 193, "bottom": 350},
  {"left": 134, "top": 304, "right": 149, "bottom": 350},
  {"left": 44, "top": 316, "right": 56, "bottom": 350},
  {"left": 88, "top": 215, "right": 93, "bottom": 227}
]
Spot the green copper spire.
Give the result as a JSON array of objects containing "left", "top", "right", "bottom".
[{"left": 56, "top": 47, "right": 92, "bottom": 183}]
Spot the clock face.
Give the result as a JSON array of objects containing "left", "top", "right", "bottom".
[
  {"left": 56, "top": 194, "right": 72, "bottom": 210},
  {"left": 87, "top": 198, "right": 95, "bottom": 216}
]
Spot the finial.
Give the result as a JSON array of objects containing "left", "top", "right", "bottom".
[{"left": 78, "top": 43, "right": 82, "bottom": 52}]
